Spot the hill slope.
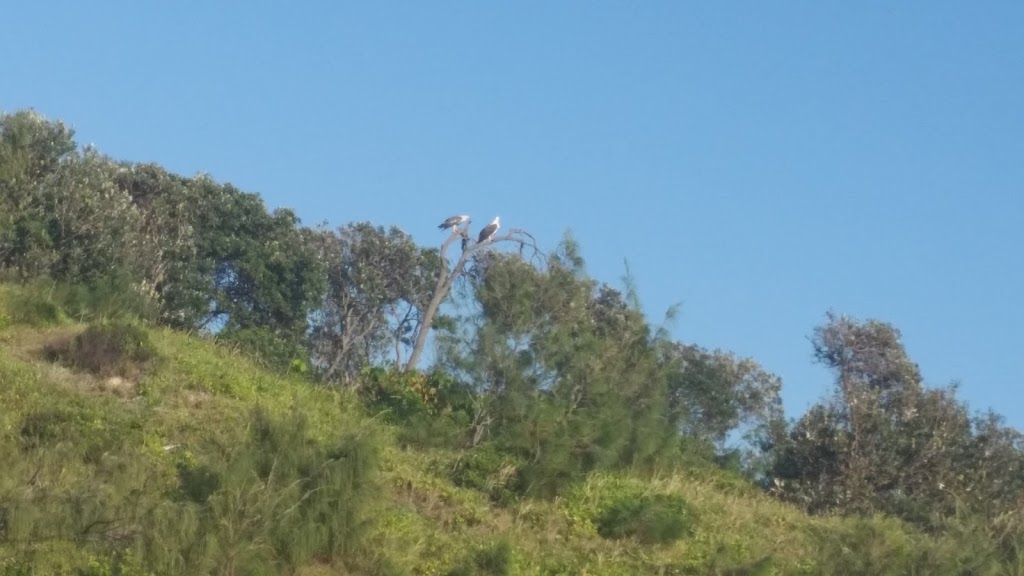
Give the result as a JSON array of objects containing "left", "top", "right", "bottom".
[{"left": 0, "top": 285, "right": 1005, "bottom": 575}]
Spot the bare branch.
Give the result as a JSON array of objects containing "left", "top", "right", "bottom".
[{"left": 403, "top": 225, "right": 544, "bottom": 372}]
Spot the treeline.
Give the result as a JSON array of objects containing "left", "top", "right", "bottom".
[{"left": 2, "top": 109, "right": 1023, "bottom": 551}]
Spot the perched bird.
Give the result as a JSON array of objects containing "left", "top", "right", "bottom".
[
  {"left": 438, "top": 214, "right": 470, "bottom": 231},
  {"left": 477, "top": 216, "right": 500, "bottom": 243}
]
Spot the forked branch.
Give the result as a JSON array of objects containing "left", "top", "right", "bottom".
[{"left": 403, "top": 224, "right": 541, "bottom": 372}]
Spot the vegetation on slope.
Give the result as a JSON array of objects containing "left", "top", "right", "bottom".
[
  {"left": 1, "top": 109, "right": 1023, "bottom": 574},
  {"left": 0, "top": 286, "right": 1014, "bottom": 575}
]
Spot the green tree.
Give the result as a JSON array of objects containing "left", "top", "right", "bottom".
[
  {"left": 0, "top": 110, "right": 78, "bottom": 278},
  {"left": 662, "top": 342, "right": 784, "bottom": 451},
  {"left": 111, "top": 162, "right": 205, "bottom": 325},
  {"left": 43, "top": 149, "right": 151, "bottom": 283},
  {"left": 764, "top": 312, "right": 1024, "bottom": 528},
  {"left": 186, "top": 176, "right": 326, "bottom": 338},
  {"left": 308, "top": 222, "right": 437, "bottom": 384},
  {"left": 439, "top": 238, "right": 679, "bottom": 496},
  {"left": 0, "top": 112, "right": 165, "bottom": 309}
]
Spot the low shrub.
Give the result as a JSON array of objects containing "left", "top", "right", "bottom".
[
  {"left": 216, "top": 326, "right": 311, "bottom": 377},
  {"left": 54, "top": 272, "right": 158, "bottom": 324},
  {"left": 449, "top": 444, "right": 522, "bottom": 506},
  {"left": 358, "top": 367, "right": 476, "bottom": 449},
  {"left": 565, "top": 474, "right": 698, "bottom": 547},
  {"left": 596, "top": 491, "right": 696, "bottom": 545},
  {"left": 446, "top": 538, "right": 515, "bottom": 576},
  {"left": 44, "top": 321, "right": 158, "bottom": 379},
  {"left": 141, "top": 407, "right": 386, "bottom": 574},
  {"left": 0, "top": 282, "right": 66, "bottom": 327},
  {"left": 807, "top": 515, "right": 1006, "bottom": 576},
  {"left": 0, "top": 274, "right": 156, "bottom": 329}
]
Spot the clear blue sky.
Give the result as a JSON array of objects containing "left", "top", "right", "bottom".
[{"left": 4, "top": 2, "right": 1022, "bottom": 429}]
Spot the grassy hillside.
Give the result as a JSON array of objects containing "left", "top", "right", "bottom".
[{"left": 0, "top": 285, "right": 1009, "bottom": 575}]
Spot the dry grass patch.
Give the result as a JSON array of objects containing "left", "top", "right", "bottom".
[
  {"left": 42, "top": 321, "right": 158, "bottom": 379},
  {"left": 37, "top": 360, "right": 142, "bottom": 399},
  {"left": 0, "top": 323, "right": 155, "bottom": 400}
]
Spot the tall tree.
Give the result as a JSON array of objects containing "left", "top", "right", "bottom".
[
  {"left": 308, "top": 222, "right": 437, "bottom": 384},
  {"left": 187, "top": 177, "right": 326, "bottom": 337},
  {"left": 0, "top": 110, "right": 78, "bottom": 278},
  {"left": 438, "top": 239, "right": 680, "bottom": 495},
  {"left": 112, "top": 162, "right": 203, "bottom": 321},
  {"left": 764, "top": 311, "right": 1024, "bottom": 527},
  {"left": 43, "top": 149, "right": 149, "bottom": 283}
]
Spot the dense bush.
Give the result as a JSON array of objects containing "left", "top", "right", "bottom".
[
  {"left": 0, "top": 282, "right": 66, "bottom": 328},
  {"left": 141, "top": 407, "right": 384, "bottom": 573},
  {"left": 446, "top": 539, "right": 515, "bottom": 576},
  {"left": 216, "top": 325, "right": 311, "bottom": 376},
  {"left": 358, "top": 366, "right": 475, "bottom": 449},
  {"left": 595, "top": 491, "right": 695, "bottom": 545},
  {"left": 807, "top": 515, "right": 1002, "bottom": 576},
  {"left": 564, "top": 474, "right": 697, "bottom": 548},
  {"left": 45, "top": 321, "right": 158, "bottom": 379},
  {"left": 448, "top": 443, "right": 523, "bottom": 507}
]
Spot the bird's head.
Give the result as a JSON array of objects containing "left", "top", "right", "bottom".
[{"left": 492, "top": 216, "right": 500, "bottom": 226}]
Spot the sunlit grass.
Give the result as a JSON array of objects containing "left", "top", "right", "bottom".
[{"left": 0, "top": 282, "right": 1019, "bottom": 575}]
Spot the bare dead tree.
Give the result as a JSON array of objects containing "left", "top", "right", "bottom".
[
  {"left": 403, "top": 221, "right": 542, "bottom": 372},
  {"left": 389, "top": 299, "right": 420, "bottom": 367}
]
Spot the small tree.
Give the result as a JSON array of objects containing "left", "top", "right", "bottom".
[{"left": 662, "top": 342, "right": 784, "bottom": 458}]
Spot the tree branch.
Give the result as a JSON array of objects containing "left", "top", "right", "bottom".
[{"left": 403, "top": 225, "right": 542, "bottom": 372}]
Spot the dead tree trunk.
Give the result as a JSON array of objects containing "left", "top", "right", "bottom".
[{"left": 403, "top": 224, "right": 539, "bottom": 372}]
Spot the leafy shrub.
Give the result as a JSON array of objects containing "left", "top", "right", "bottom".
[
  {"left": 360, "top": 367, "right": 428, "bottom": 416},
  {"left": 140, "top": 407, "right": 386, "bottom": 574},
  {"left": 446, "top": 539, "right": 515, "bottom": 576},
  {"left": 174, "top": 460, "right": 222, "bottom": 504},
  {"left": 449, "top": 444, "right": 522, "bottom": 506},
  {"left": 500, "top": 405, "right": 586, "bottom": 499},
  {"left": 358, "top": 367, "right": 475, "bottom": 449},
  {"left": 44, "top": 321, "right": 158, "bottom": 379},
  {"left": 565, "top": 474, "right": 698, "bottom": 547},
  {"left": 216, "top": 326, "right": 311, "bottom": 376},
  {"left": 0, "top": 282, "right": 67, "bottom": 327},
  {"left": 807, "top": 515, "right": 1006, "bottom": 576},
  {"left": 596, "top": 491, "right": 695, "bottom": 545},
  {"left": 53, "top": 271, "right": 158, "bottom": 324}
]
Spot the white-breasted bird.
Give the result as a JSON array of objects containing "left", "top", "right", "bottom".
[
  {"left": 438, "top": 214, "right": 470, "bottom": 231},
  {"left": 477, "top": 216, "right": 500, "bottom": 243}
]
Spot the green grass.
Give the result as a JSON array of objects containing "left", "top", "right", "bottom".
[{"left": 0, "top": 283, "right": 1017, "bottom": 575}]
